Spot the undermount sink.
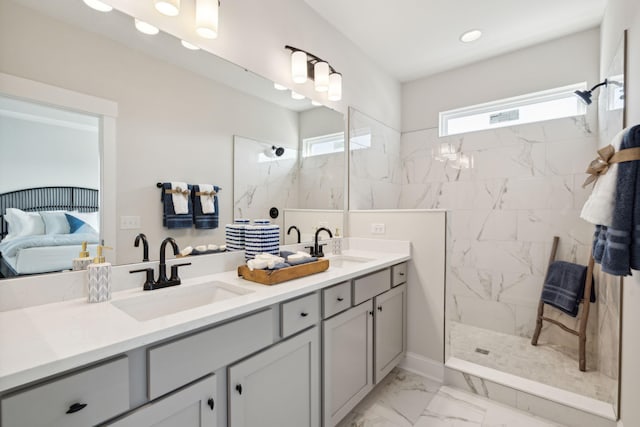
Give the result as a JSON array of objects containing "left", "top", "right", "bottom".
[
  {"left": 112, "top": 281, "right": 254, "bottom": 321},
  {"left": 328, "top": 255, "right": 374, "bottom": 268}
]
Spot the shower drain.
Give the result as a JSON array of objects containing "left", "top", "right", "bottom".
[{"left": 475, "top": 347, "right": 490, "bottom": 355}]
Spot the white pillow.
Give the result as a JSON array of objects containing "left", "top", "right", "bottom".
[
  {"left": 68, "top": 211, "right": 100, "bottom": 233},
  {"left": 4, "top": 208, "right": 45, "bottom": 240},
  {"left": 39, "top": 211, "right": 71, "bottom": 235}
]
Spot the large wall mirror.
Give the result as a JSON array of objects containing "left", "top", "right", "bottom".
[{"left": 0, "top": 0, "right": 345, "bottom": 279}]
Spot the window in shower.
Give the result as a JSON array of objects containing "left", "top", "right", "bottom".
[{"left": 439, "top": 82, "right": 587, "bottom": 137}]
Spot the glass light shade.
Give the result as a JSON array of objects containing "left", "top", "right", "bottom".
[
  {"left": 196, "top": 0, "right": 219, "bottom": 39},
  {"left": 82, "top": 0, "right": 113, "bottom": 12},
  {"left": 314, "top": 62, "right": 330, "bottom": 92},
  {"left": 291, "top": 51, "right": 308, "bottom": 84},
  {"left": 291, "top": 91, "right": 305, "bottom": 100},
  {"left": 328, "top": 73, "right": 342, "bottom": 101},
  {"left": 181, "top": 40, "right": 200, "bottom": 50},
  {"left": 154, "top": 0, "right": 180, "bottom": 16},
  {"left": 311, "top": 100, "right": 322, "bottom": 106},
  {"left": 273, "top": 83, "right": 288, "bottom": 91},
  {"left": 135, "top": 18, "right": 159, "bottom": 35}
]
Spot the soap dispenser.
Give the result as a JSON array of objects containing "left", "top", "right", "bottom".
[
  {"left": 72, "top": 241, "right": 92, "bottom": 271},
  {"left": 87, "top": 245, "right": 112, "bottom": 303},
  {"left": 332, "top": 228, "right": 343, "bottom": 255}
]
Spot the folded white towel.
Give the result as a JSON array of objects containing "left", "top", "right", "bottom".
[
  {"left": 195, "top": 245, "right": 207, "bottom": 252},
  {"left": 171, "top": 182, "right": 190, "bottom": 214},
  {"left": 207, "top": 244, "right": 218, "bottom": 251},
  {"left": 247, "top": 259, "right": 269, "bottom": 271},
  {"left": 198, "top": 184, "right": 216, "bottom": 214},
  {"left": 180, "top": 246, "right": 193, "bottom": 257},
  {"left": 296, "top": 251, "right": 312, "bottom": 258},
  {"left": 580, "top": 128, "right": 628, "bottom": 226}
]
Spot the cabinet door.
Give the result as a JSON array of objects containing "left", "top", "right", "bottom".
[
  {"left": 104, "top": 375, "right": 216, "bottom": 427},
  {"left": 374, "top": 283, "right": 407, "bottom": 384},
  {"left": 323, "top": 300, "right": 374, "bottom": 427},
  {"left": 228, "top": 327, "right": 320, "bottom": 427}
]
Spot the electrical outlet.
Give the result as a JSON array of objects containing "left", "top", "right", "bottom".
[
  {"left": 371, "top": 223, "right": 385, "bottom": 234},
  {"left": 120, "top": 216, "right": 141, "bottom": 230},
  {"left": 319, "top": 221, "right": 329, "bottom": 228}
]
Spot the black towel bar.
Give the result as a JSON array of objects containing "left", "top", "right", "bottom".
[{"left": 156, "top": 182, "right": 222, "bottom": 191}]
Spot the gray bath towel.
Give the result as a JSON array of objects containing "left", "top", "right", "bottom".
[{"left": 541, "top": 261, "right": 595, "bottom": 317}]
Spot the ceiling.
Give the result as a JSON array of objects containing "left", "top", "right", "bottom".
[{"left": 304, "top": 0, "right": 607, "bottom": 82}]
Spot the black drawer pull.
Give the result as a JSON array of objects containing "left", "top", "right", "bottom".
[
  {"left": 369, "top": 311, "right": 373, "bottom": 317},
  {"left": 378, "top": 306, "right": 383, "bottom": 312},
  {"left": 236, "top": 384, "right": 243, "bottom": 395},
  {"left": 399, "top": 272, "right": 405, "bottom": 276},
  {"left": 337, "top": 297, "right": 344, "bottom": 302},
  {"left": 66, "top": 403, "right": 87, "bottom": 414},
  {"left": 208, "top": 398, "right": 215, "bottom": 410},
  {"left": 300, "top": 312, "right": 309, "bottom": 317}
]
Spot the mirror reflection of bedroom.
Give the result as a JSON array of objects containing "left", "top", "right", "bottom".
[{"left": 0, "top": 95, "right": 100, "bottom": 278}]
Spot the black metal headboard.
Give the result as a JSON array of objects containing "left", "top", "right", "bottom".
[{"left": 0, "top": 187, "right": 99, "bottom": 239}]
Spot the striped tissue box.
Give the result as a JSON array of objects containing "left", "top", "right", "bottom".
[{"left": 244, "top": 220, "right": 280, "bottom": 260}]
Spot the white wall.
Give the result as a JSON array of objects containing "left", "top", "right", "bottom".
[
  {"left": 0, "top": 0, "right": 299, "bottom": 264},
  {"left": 600, "top": 1, "right": 640, "bottom": 425},
  {"left": 348, "top": 210, "right": 446, "bottom": 364},
  {"left": 101, "top": 0, "right": 402, "bottom": 130},
  {"left": 402, "top": 28, "right": 601, "bottom": 132}
]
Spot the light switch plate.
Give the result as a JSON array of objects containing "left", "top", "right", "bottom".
[
  {"left": 120, "top": 216, "right": 141, "bottom": 229},
  {"left": 371, "top": 223, "right": 385, "bottom": 234}
]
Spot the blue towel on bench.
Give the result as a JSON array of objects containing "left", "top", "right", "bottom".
[
  {"left": 161, "top": 182, "right": 193, "bottom": 229},
  {"left": 596, "top": 125, "right": 640, "bottom": 276},
  {"left": 192, "top": 185, "right": 219, "bottom": 229},
  {"left": 541, "top": 261, "right": 595, "bottom": 317}
]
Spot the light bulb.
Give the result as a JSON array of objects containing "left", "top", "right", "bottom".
[
  {"left": 328, "top": 73, "right": 342, "bottom": 101},
  {"left": 181, "top": 40, "right": 200, "bottom": 50},
  {"left": 135, "top": 18, "right": 159, "bottom": 35},
  {"left": 154, "top": 0, "right": 180, "bottom": 16},
  {"left": 291, "top": 51, "right": 308, "bottom": 84},
  {"left": 82, "top": 0, "right": 113, "bottom": 12},
  {"left": 314, "top": 61, "right": 329, "bottom": 92},
  {"left": 196, "top": 0, "right": 219, "bottom": 39}
]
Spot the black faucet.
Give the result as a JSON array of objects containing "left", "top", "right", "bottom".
[
  {"left": 134, "top": 233, "right": 149, "bottom": 262},
  {"left": 312, "top": 227, "right": 333, "bottom": 257},
  {"left": 287, "top": 225, "right": 301, "bottom": 243},
  {"left": 130, "top": 237, "right": 190, "bottom": 290}
]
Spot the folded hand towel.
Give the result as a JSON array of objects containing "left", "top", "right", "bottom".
[
  {"left": 597, "top": 125, "right": 640, "bottom": 275},
  {"left": 198, "top": 184, "right": 216, "bottom": 214},
  {"left": 161, "top": 182, "right": 193, "bottom": 229},
  {"left": 287, "top": 256, "right": 318, "bottom": 266},
  {"left": 171, "top": 182, "right": 190, "bottom": 214},
  {"left": 192, "top": 184, "right": 220, "bottom": 229},
  {"left": 541, "top": 260, "right": 595, "bottom": 317},
  {"left": 581, "top": 128, "right": 628, "bottom": 226}
]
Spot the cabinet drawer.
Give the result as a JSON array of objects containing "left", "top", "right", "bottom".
[
  {"left": 281, "top": 292, "right": 320, "bottom": 338},
  {"left": 1, "top": 357, "right": 129, "bottom": 427},
  {"left": 352, "top": 269, "right": 391, "bottom": 305},
  {"left": 148, "top": 308, "right": 273, "bottom": 400},
  {"left": 391, "top": 263, "right": 407, "bottom": 287},
  {"left": 322, "top": 281, "right": 351, "bottom": 319}
]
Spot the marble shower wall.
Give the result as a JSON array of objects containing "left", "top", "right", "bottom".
[
  {"left": 349, "top": 108, "right": 403, "bottom": 210},
  {"left": 298, "top": 151, "right": 344, "bottom": 210},
  {"left": 398, "top": 115, "right": 607, "bottom": 357}
]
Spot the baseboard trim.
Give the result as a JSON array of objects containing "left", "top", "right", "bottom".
[{"left": 399, "top": 352, "right": 444, "bottom": 383}]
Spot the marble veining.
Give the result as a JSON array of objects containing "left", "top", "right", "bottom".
[{"left": 338, "top": 368, "right": 564, "bottom": 427}]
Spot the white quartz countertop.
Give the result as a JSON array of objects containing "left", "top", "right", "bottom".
[{"left": 0, "top": 246, "right": 409, "bottom": 393}]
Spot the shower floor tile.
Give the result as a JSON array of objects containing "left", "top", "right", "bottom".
[
  {"left": 449, "top": 321, "right": 616, "bottom": 405},
  {"left": 338, "top": 368, "right": 564, "bottom": 427}
]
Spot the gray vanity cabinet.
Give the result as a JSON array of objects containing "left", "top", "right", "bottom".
[
  {"left": 322, "top": 299, "right": 374, "bottom": 427},
  {"left": 374, "top": 283, "right": 407, "bottom": 384},
  {"left": 104, "top": 375, "right": 217, "bottom": 427},
  {"left": 227, "top": 326, "right": 320, "bottom": 427}
]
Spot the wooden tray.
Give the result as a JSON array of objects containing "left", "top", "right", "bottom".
[{"left": 237, "top": 259, "right": 330, "bottom": 285}]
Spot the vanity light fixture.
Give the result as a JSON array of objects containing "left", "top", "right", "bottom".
[
  {"left": 574, "top": 79, "right": 608, "bottom": 105},
  {"left": 196, "top": 0, "right": 219, "bottom": 39},
  {"left": 181, "top": 40, "right": 200, "bottom": 50},
  {"left": 154, "top": 0, "right": 180, "bottom": 16},
  {"left": 83, "top": 0, "right": 113, "bottom": 12},
  {"left": 285, "top": 45, "right": 342, "bottom": 101},
  {"left": 135, "top": 18, "right": 160, "bottom": 35},
  {"left": 460, "top": 29, "right": 482, "bottom": 43},
  {"left": 291, "top": 91, "right": 305, "bottom": 100},
  {"left": 273, "top": 83, "right": 288, "bottom": 91}
]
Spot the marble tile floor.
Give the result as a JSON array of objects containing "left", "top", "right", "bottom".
[
  {"left": 449, "top": 322, "right": 616, "bottom": 404},
  {"left": 337, "top": 368, "right": 565, "bottom": 427}
]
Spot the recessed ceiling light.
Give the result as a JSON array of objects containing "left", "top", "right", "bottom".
[
  {"left": 135, "top": 18, "right": 159, "bottom": 35},
  {"left": 82, "top": 0, "right": 113, "bottom": 12},
  {"left": 273, "top": 83, "right": 288, "bottom": 91},
  {"left": 460, "top": 29, "right": 482, "bottom": 43},
  {"left": 181, "top": 40, "right": 200, "bottom": 50},
  {"left": 291, "top": 91, "right": 305, "bottom": 100},
  {"left": 154, "top": 0, "right": 180, "bottom": 17}
]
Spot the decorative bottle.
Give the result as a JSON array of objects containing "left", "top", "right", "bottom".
[
  {"left": 87, "top": 245, "right": 112, "bottom": 303},
  {"left": 332, "top": 228, "right": 343, "bottom": 255}
]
